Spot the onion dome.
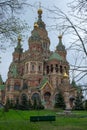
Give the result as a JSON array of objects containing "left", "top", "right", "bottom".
[
  {"left": 48, "top": 52, "right": 63, "bottom": 61},
  {"left": 56, "top": 35, "right": 65, "bottom": 51},
  {"left": 34, "top": 22, "right": 38, "bottom": 28},
  {"left": 38, "top": 8, "right": 43, "bottom": 15},
  {"left": 63, "top": 72, "right": 69, "bottom": 78}
]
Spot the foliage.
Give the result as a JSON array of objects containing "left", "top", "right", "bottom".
[
  {"left": 84, "top": 100, "right": 87, "bottom": 110},
  {"left": 46, "top": 1, "right": 87, "bottom": 82},
  {"left": 4, "top": 98, "right": 10, "bottom": 112},
  {"left": 54, "top": 91, "right": 66, "bottom": 109},
  {"left": 74, "top": 92, "right": 84, "bottom": 110},
  {"left": 0, "top": 0, "right": 29, "bottom": 50}
]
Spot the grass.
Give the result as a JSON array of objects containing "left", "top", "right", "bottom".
[{"left": 0, "top": 109, "right": 87, "bottom": 130}]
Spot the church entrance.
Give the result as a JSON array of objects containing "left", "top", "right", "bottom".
[{"left": 44, "top": 92, "right": 52, "bottom": 109}]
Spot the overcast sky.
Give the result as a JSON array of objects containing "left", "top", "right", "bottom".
[{"left": 0, "top": 0, "right": 77, "bottom": 82}]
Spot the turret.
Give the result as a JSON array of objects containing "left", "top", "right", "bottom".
[
  {"left": 56, "top": 35, "right": 67, "bottom": 59},
  {"left": 13, "top": 35, "right": 23, "bottom": 62}
]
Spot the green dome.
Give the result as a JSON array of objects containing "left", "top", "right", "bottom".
[
  {"left": 29, "top": 30, "right": 41, "bottom": 41},
  {"left": 48, "top": 52, "right": 63, "bottom": 61}
]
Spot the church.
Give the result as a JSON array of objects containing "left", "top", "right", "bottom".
[{"left": 0, "top": 8, "right": 77, "bottom": 109}]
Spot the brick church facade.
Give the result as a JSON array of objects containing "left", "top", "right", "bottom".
[{"left": 0, "top": 8, "right": 77, "bottom": 109}]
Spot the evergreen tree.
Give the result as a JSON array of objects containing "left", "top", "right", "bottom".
[
  {"left": 15, "top": 98, "right": 19, "bottom": 109},
  {"left": 37, "top": 99, "right": 44, "bottom": 110},
  {"left": 4, "top": 98, "right": 10, "bottom": 112},
  {"left": 74, "top": 92, "right": 84, "bottom": 110},
  {"left": 33, "top": 98, "right": 38, "bottom": 110},
  {"left": 84, "top": 100, "right": 87, "bottom": 110},
  {"left": 28, "top": 99, "right": 32, "bottom": 110},
  {"left": 21, "top": 95, "right": 28, "bottom": 110},
  {"left": 10, "top": 99, "right": 14, "bottom": 109},
  {"left": 54, "top": 91, "right": 66, "bottom": 109}
]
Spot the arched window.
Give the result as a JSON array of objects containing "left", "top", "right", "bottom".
[
  {"left": 55, "top": 94, "right": 59, "bottom": 103},
  {"left": 14, "top": 82, "right": 20, "bottom": 91},
  {"left": 55, "top": 64, "right": 58, "bottom": 72},
  {"left": 32, "top": 65, "right": 34, "bottom": 71},
  {"left": 47, "top": 65, "right": 49, "bottom": 74},
  {"left": 22, "top": 83, "right": 28, "bottom": 90},
  {"left": 60, "top": 66, "right": 63, "bottom": 73},
  {"left": 31, "top": 93, "right": 40, "bottom": 102},
  {"left": 44, "top": 92, "right": 51, "bottom": 102},
  {"left": 51, "top": 64, "right": 53, "bottom": 72},
  {"left": 38, "top": 65, "right": 41, "bottom": 71}
]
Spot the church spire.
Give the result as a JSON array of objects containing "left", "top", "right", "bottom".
[
  {"left": 37, "top": 4, "right": 45, "bottom": 29},
  {"left": 37, "top": 2, "right": 43, "bottom": 20},
  {"left": 15, "top": 35, "right": 23, "bottom": 53},
  {"left": 56, "top": 35, "right": 65, "bottom": 51},
  {"left": 56, "top": 35, "right": 67, "bottom": 59}
]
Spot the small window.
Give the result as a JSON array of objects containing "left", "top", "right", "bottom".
[
  {"left": 14, "top": 86, "right": 20, "bottom": 90},
  {"left": 60, "top": 66, "right": 63, "bottom": 73},
  {"left": 51, "top": 64, "right": 53, "bottom": 72},
  {"left": 55, "top": 64, "right": 58, "bottom": 72},
  {"left": 38, "top": 65, "right": 41, "bottom": 71},
  {"left": 32, "top": 65, "right": 34, "bottom": 71},
  {"left": 47, "top": 65, "right": 49, "bottom": 74}
]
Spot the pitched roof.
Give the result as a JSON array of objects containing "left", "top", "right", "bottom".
[
  {"left": 39, "top": 76, "right": 48, "bottom": 89},
  {"left": 38, "top": 76, "right": 53, "bottom": 90},
  {"left": 48, "top": 52, "right": 63, "bottom": 61}
]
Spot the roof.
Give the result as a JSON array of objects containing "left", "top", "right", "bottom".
[
  {"left": 0, "top": 85, "right": 5, "bottom": 90},
  {"left": 39, "top": 76, "right": 48, "bottom": 89},
  {"left": 48, "top": 52, "right": 63, "bottom": 61},
  {"left": 38, "top": 76, "right": 53, "bottom": 90}
]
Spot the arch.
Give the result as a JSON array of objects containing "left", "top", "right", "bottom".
[
  {"left": 69, "top": 96, "right": 75, "bottom": 108},
  {"left": 55, "top": 93, "right": 59, "bottom": 103},
  {"left": 31, "top": 93, "right": 40, "bottom": 102},
  {"left": 14, "top": 82, "right": 20, "bottom": 91},
  {"left": 44, "top": 92, "right": 51, "bottom": 102}
]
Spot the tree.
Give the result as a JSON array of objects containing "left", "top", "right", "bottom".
[
  {"left": 74, "top": 92, "right": 84, "bottom": 110},
  {"left": 54, "top": 91, "right": 66, "bottom": 109},
  {"left": 14, "top": 98, "right": 19, "bottom": 109},
  {"left": 84, "top": 100, "right": 87, "bottom": 110},
  {"left": 0, "top": 0, "right": 30, "bottom": 50},
  {"left": 33, "top": 98, "right": 38, "bottom": 110},
  {"left": 28, "top": 98, "right": 32, "bottom": 110},
  {"left": 4, "top": 98, "right": 10, "bottom": 112},
  {"left": 46, "top": 1, "right": 87, "bottom": 83}
]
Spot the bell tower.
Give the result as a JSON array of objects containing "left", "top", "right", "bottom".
[{"left": 13, "top": 35, "right": 23, "bottom": 62}]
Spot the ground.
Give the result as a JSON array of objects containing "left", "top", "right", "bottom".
[{"left": 0, "top": 109, "right": 87, "bottom": 130}]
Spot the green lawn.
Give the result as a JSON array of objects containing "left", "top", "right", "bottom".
[{"left": 0, "top": 109, "right": 87, "bottom": 130}]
